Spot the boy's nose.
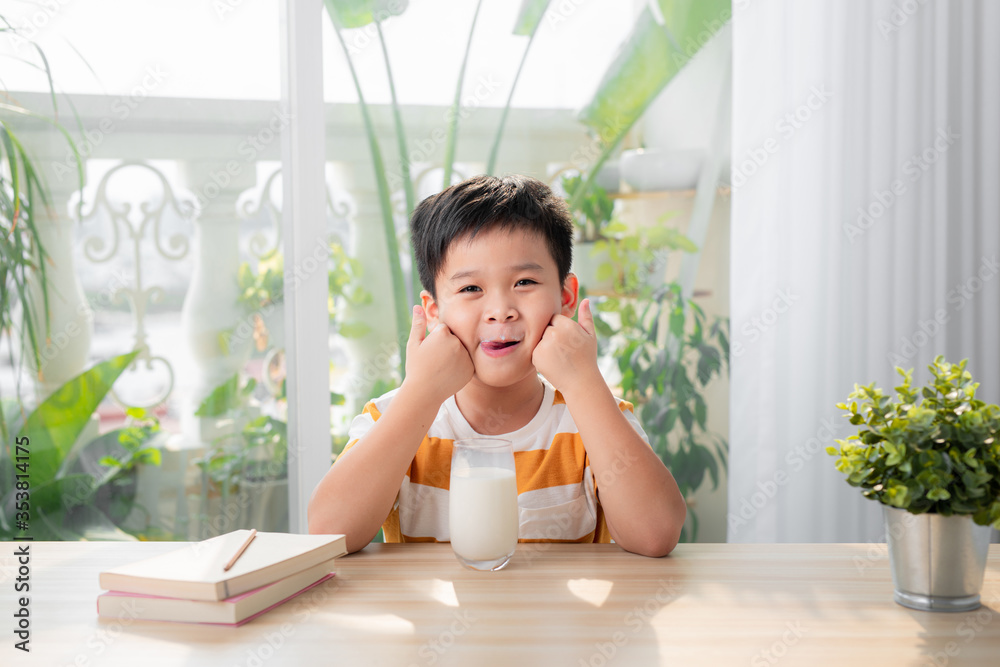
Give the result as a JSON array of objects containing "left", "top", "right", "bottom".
[{"left": 485, "top": 304, "right": 517, "bottom": 322}]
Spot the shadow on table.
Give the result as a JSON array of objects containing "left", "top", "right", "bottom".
[{"left": 908, "top": 596, "right": 1000, "bottom": 667}]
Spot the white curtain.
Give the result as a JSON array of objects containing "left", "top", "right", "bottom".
[{"left": 729, "top": 0, "right": 1000, "bottom": 542}]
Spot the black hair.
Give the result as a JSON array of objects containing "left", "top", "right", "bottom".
[{"left": 410, "top": 174, "right": 574, "bottom": 298}]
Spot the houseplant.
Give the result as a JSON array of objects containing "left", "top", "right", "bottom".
[
  {"left": 587, "top": 219, "right": 728, "bottom": 543},
  {"left": 561, "top": 174, "right": 619, "bottom": 292},
  {"left": 235, "top": 239, "right": 370, "bottom": 353},
  {"left": 828, "top": 356, "right": 1000, "bottom": 611},
  {"left": 1, "top": 17, "right": 85, "bottom": 443},
  {"left": 0, "top": 350, "right": 167, "bottom": 541}
]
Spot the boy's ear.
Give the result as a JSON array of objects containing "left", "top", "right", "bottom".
[
  {"left": 560, "top": 273, "right": 580, "bottom": 317},
  {"left": 421, "top": 290, "right": 440, "bottom": 326}
]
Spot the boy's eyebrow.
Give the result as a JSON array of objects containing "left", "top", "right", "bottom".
[{"left": 448, "top": 262, "right": 545, "bottom": 282}]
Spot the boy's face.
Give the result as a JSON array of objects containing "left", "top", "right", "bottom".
[{"left": 422, "top": 227, "right": 578, "bottom": 390}]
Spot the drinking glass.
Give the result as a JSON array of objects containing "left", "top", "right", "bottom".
[{"left": 449, "top": 438, "right": 519, "bottom": 571}]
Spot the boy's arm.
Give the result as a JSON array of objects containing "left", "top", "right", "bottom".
[
  {"left": 532, "top": 299, "right": 686, "bottom": 557},
  {"left": 308, "top": 306, "right": 474, "bottom": 553}
]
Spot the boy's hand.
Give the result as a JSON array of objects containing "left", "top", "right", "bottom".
[
  {"left": 403, "top": 305, "right": 474, "bottom": 403},
  {"left": 532, "top": 298, "right": 601, "bottom": 391}
]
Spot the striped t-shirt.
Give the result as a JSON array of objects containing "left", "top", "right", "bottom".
[{"left": 339, "top": 379, "right": 649, "bottom": 543}]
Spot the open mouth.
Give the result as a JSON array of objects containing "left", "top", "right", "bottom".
[{"left": 480, "top": 336, "right": 522, "bottom": 357}]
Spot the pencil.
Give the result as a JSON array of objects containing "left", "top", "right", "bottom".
[{"left": 223, "top": 529, "right": 257, "bottom": 571}]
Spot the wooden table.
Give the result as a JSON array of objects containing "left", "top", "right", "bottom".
[{"left": 3, "top": 542, "right": 999, "bottom": 666}]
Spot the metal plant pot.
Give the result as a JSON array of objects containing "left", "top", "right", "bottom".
[{"left": 883, "top": 506, "right": 991, "bottom": 612}]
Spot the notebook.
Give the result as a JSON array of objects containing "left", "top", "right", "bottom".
[
  {"left": 98, "top": 530, "right": 347, "bottom": 601},
  {"left": 98, "top": 558, "right": 337, "bottom": 625}
]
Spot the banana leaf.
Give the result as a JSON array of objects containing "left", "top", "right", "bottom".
[
  {"left": 571, "top": 0, "right": 730, "bottom": 210},
  {"left": 324, "top": 0, "right": 406, "bottom": 29},
  {"left": 2, "top": 350, "right": 140, "bottom": 539}
]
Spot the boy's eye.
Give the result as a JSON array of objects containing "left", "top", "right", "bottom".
[
  {"left": 459, "top": 285, "right": 481, "bottom": 293},
  {"left": 515, "top": 279, "right": 538, "bottom": 287}
]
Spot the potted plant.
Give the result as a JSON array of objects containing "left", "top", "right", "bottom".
[
  {"left": 560, "top": 174, "right": 621, "bottom": 292},
  {"left": 828, "top": 356, "right": 1000, "bottom": 611},
  {"left": 236, "top": 240, "right": 370, "bottom": 353},
  {"left": 593, "top": 280, "right": 729, "bottom": 542}
]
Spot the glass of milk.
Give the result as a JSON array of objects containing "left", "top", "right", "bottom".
[{"left": 449, "top": 438, "right": 519, "bottom": 571}]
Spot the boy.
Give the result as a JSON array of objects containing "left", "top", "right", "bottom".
[{"left": 308, "top": 174, "right": 686, "bottom": 557}]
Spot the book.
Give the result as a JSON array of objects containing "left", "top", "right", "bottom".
[
  {"left": 99, "top": 530, "right": 347, "bottom": 601},
  {"left": 97, "top": 558, "right": 338, "bottom": 626}
]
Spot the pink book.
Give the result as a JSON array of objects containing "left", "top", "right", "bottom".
[{"left": 98, "top": 560, "right": 336, "bottom": 626}]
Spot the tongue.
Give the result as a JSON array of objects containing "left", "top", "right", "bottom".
[{"left": 484, "top": 340, "right": 517, "bottom": 350}]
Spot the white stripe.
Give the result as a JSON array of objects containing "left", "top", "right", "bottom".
[
  {"left": 398, "top": 480, "right": 450, "bottom": 540},
  {"left": 518, "top": 485, "right": 596, "bottom": 541}
]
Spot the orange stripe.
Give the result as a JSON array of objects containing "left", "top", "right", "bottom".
[
  {"left": 513, "top": 432, "right": 586, "bottom": 492},
  {"left": 553, "top": 390, "right": 566, "bottom": 405},
  {"left": 408, "top": 437, "right": 454, "bottom": 490},
  {"left": 382, "top": 506, "right": 402, "bottom": 542},
  {"left": 398, "top": 534, "right": 446, "bottom": 543},
  {"left": 363, "top": 401, "right": 382, "bottom": 421}
]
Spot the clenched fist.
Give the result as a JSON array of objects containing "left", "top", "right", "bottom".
[
  {"left": 403, "top": 305, "right": 474, "bottom": 405},
  {"left": 531, "top": 298, "right": 602, "bottom": 392}
]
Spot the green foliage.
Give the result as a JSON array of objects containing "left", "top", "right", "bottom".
[
  {"left": 593, "top": 258, "right": 729, "bottom": 542},
  {"left": 324, "top": 0, "right": 407, "bottom": 29},
  {"left": 568, "top": 0, "right": 731, "bottom": 212},
  {"left": 0, "top": 19, "right": 84, "bottom": 444},
  {"left": 562, "top": 174, "right": 616, "bottom": 243},
  {"left": 0, "top": 351, "right": 164, "bottom": 540},
  {"left": 235, "top": 241, "right": 371, "bottom": 343},
  {"left": 828, "top": 357, "right": 1000, "bottom": 529}
]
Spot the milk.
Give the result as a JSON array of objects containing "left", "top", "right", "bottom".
[{"left": 449, "top": 467, "right": 519, "bottom": 562}]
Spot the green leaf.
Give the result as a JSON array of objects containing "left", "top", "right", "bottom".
[
  {"left": 195, "top": 374, "right": 243, "bottom": 417},
  {"left": 577, "top": 1, "right": 729, "bottom": 137},
  {"left": 15, "top": 351, "right": 139, "bottom": 491},
  {"left": 513, "top": 0, "right": 552, "bottom": 36},
  {"left": 323, "top": 0, "right": 407, "bottom": 29},
  {"left": 669, "top": 306, "right": 685, "bottom": 340}
]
